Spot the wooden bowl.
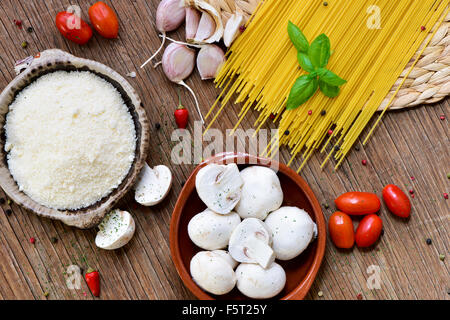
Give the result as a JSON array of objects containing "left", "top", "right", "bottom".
[
  {"left": 170, "top": 152, "right": 326, "bottom": 300},
  {"left": 0, "top": 49, "right": 150, "bottom": 229}
]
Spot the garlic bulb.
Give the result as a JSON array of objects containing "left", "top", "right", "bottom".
[
  {"left": 186, "top": 7, "right": 201, "bottom": 40},
  {"left": 162, "top": 43, "right": 195, "bottom": 83},
  {"left": 161, "top": 43, "right": 204, "bottom": 124},
  {"left": 141, "top": 0, "right": 186, "bottom": 68},
  {"left": 197, "top": 44, "right": 226, "bottom": 80}
]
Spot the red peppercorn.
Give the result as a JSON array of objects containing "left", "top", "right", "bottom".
[
  {"left": 308, "top": 110, "right": 312, "bottom": 115},
  {"left": 440, "top": 115, "right": 445, "bottom": 120},
  {"left": 356, "top": 293, "right": 363, "bottom": 300},
  {"left": 411, "top": 194, "right": 415, "bottom": 199},
  {"left": 444, "top": 193, "right": 449, "bottom": 200},
  {"left": 14, "top": 19, "right": 23, "bottom": 28},
  {"left": 269, "top": 113, "right": 276, "bottom": 120},
  {"left": 421, "top": 26, "right": 426, "bottom": 31},
  {"left": 239, "top": 25, "right": 246, "bottom": 32},
  {"left": 409, "top": 189, "right": 414, "bottom": 194},
  {"left": 362, "top": 159, "right": 367, "bottom": 166},
  {"left": 29, "top": 237, "right": 36, "bottom": 244},
  {"left": 328, "top": 129, "right": 333, "bottom": 135},
  {"left": 410, "top": 176, "right": 415, "bottom": 181}
]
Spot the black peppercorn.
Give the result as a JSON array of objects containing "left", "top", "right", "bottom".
[
  {"left": 354, "top": 146, "right": 360, "bottom": 151},
  {"left": 334, "top": 145, "right": 340, "bottom": 151},
  {"left": 51, "top": 237, "right": 58, "bottom": 244},
  {"left": 0, "top": 198, "right": 5, "bottom": 204},
  {"left": 27, "top": 26, "right": 33, "bottom": 33},
  {"left": 321, "top": 110, "right": 326, "bottom": 116},
  {"left": 426, "top": 238, "right": 432, "bottom": 245},
  {"left": 155, "top": 123, "right": 161, "bottom": 130},
  {"left": 284, "top": 130, "right": 290, "bottom": 136},
  {"left": 5, "top": 209, "right": 12, "bottom": 216},
  {"left": 323, "top": 1, "right": 328, "bottom": 6}
]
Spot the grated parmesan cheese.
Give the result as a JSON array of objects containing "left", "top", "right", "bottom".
[{"left": 5, "top": 71, "right": 136, "bottom": 210}]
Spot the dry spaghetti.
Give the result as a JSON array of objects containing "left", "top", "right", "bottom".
[{"left": 205, "top": 0, "right": 449, "bottom": 171}]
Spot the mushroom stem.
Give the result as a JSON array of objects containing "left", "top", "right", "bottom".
[
  {"left": 141, "top": 32, "right": 166, "bottom": 69},
  {"left": 179, "top": 80, "right": 204, "bottom": 124}
]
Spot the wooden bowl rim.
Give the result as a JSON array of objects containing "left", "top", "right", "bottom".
[
  {"left": 0, "top": 49, "right": 150, "bottom": 229},
  {"left": 169, "top": 152, "right": 326, "bottom": 300}
]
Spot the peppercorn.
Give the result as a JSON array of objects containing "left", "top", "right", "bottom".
[
  {"left": 27, "top": 26, "right": 33, "bottom": 33},
  {"left": 328, "top": 129, "right": 333, "bottom": 135},
  {"left": 362, "top": 159, "right": 367, "bottom": 166},
  {"left": 447, "top": 173, "right": 450, "bottom": 179},
  {"left": 5, "top": 209, "right": 12, "bottom": 216},
  {"left": 318, "top": 291, "right": 323, "bottom": 297},
  {"left": 155, "top": 123, "right": 161, "bottom": 130},
  {"left": 284, "top": 130, "right": 290, "bottom": 136},
  {"left": 426, "top": 238, "right": 432, "bottom": 245},
  {"left": 356, "top": 293, "right": 363, "bottom": 300},
  {"left": 354, "top": 146, "right": 360, "bottom": 151},
  {"left": 181, "top": 181, "right": 186, "bottom": 187},
  {"left": 323, "top": 203, "right": 329, "bottom": 209},
  {"left": 323, "top": 1, "right": 328, "bottom": 6},
  {"left": 320, "top": 110, "right": 326, "bottom": 116},
  {"left": 380, "top": 229, "right": 384, "bottom": 236},
  {"left": 269, "top": 113, "right": 276, "bottom": 120},
  {"left": 51, "top": 237, "right": 58, "bottom": 244},
  {"left": 410, "top": 176, "right": 415, "bottom": 181},
  {"left": 421, "top": 26, "right": 426, "bottom": 31},
  {"left": 14, "top": 19, "right": 22, "bottom": 28},
  {"left": 439, "top": 254, "right": 445, "bottom": 261},
  {"left": 239, "top": 25, "right": 246, "bottom": 32},
  {"left": 43, "top": 291, "right": 49, "bottom": 297},
  {"left": 21, "top": 41, "right": 28, "bottom": 49},
  {"left": 440, "top": 115, "right": 445, "bottom": 120},
  {"left": 409, "top": 189, "right": 414, "bottom": 194},
  {"left": 308, "top": 110, "right": 312, "bottom": 115},
  {"left": 29, "top": 237, "right": 36, "bottom": 244},
  {"left": 334, "top": 145, "right": 340, "bottom": 151},
  {"left": 444, "top": 193, "right": 448, "bottom": 200},
  {"left": 0, "top": 198, "right": 5, "bottom": 204}
]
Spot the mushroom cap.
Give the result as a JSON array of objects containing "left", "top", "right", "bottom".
[
  {"left": 95, "top": 210, "right": 136, "bottom": 250},
  {"left": 134, "top": 163, "right": 172, "bottom": 206},
  {"left": 190, "top": 251, "right": 237, "bottom": 295},
  {"left": 211, "top": 250, "right": 238, "bottom": 269},
  {"left": 188, "top": 209, "right": 241, "bottom": 250},
  {"left": 235, "top": 166, "right": 283, "bottom": 220},
  {"left": 265, "top": 206, "right": 317, "bottom": 260},
  {"left": 195, "top": 163, "right": 243, "bottom": 214},
  {"left": 228, "top": 218, "right": 273, "bottom": 265},
  {"left": 236, "top": 262, "right": 286, "bottom": 299}
]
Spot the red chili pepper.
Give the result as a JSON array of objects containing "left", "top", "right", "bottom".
[
  {"left": 85, "top": 268, "right": 100, "bottom": 297},
  {"left": 174, "top": 91, "right": 189, "bottom": 129}
]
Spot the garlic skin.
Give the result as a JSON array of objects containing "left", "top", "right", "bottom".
[
  {"left": 224, "top": 14, "right": 245, "bottom": 47},
  {"left": 162, "top": 43, "right": 195, "bottom": 83},
  {"left": 186, "top": 7, "right": 201, "bottom": 40},
  {"left": 156, "top": 0, "right": 186, "bottom": 32},
  {"left": 197, "top": 44, "right": 226, "bottom": 80},
  {"left": 184, "top": 0, "right": 224, "bottom": 44}
]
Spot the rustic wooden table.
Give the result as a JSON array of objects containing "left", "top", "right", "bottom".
[{"left": 0, "top": 0, "right": 448, "bottom": 300}]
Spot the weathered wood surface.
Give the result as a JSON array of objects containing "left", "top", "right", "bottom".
[{"left": 0, "top": 0, "right": 448, "bottom": 300}]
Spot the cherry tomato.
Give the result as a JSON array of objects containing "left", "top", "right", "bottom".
[
  {"left": 328, "top": 211, "right": 354, "bottom": 249},
  {"left": 56, "top": 11, "right": 93, "bottom": 45},
  {"left": 355, "top": 214, "right": 383, "bottom": 247},
  {"left": 382, "top": 184, "right": 411, "bottom": 218},
  {"left": 89, "top": 2, "right": 119, "bottom": 39},
  {"left": 335, "top": 192, "right": 381, "bottom": 215}
]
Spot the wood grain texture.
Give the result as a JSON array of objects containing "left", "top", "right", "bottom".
[{"left": 0, "top": 0, "right": 448, "bottom": 300}]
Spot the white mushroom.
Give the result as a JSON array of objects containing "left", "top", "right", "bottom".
[
  {"left": 211, "top": 250, "right": 238, "bottom": 269},
  {"left": 190, "top": 251, "right": 236, "bottom": 295},
  {"left": 236, "top": 262, "right": 286, "bottom": 299},
  {"left": 265, "top": 206, "right": 317, "bottom": 261},
  {"left": 134, "top": 163, "right": 172, "bottom": 206},
  {"left": 195, "top": 163, "right": 243, "bottom": 214},
  {"left": 188, "top": 209, "right": 241, "bottom": 250},
  {"left": 228, "top": 218, "right": 275, "bottom": 268},
  {"left": 235, "top": 166, "right": 283, "bottom": 220},
  {"left": 95, "top": 210, "right": 136, "bottom": 250}
]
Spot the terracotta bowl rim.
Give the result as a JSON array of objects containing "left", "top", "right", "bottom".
[{"left": 169, "top": 152, "right": 326, "bottom": 300}]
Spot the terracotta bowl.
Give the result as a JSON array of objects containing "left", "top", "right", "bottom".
[
  {"left": 170, "top": 152, "right": 326, "bottom": 300},
  {"left": 0, "top": 49, "right": 150, "bottom": 229}
]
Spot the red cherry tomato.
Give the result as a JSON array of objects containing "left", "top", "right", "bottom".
[
  {"left": 382, "top": 184, "right": 411, "bottom": 218},
  {"left": 56, "top": 11, "right": 93, "bottom": 45},
  {"left": 89, "top": 2, "right": 119, "bottom": 39},
  {"left": 335, "top": 192, "right": 381, "bottom": 215},
  {"left": 355, "top": 214, "right": 383, "bottom": 247},
  {"left": 328, "top": 211, "right": 354, "bottom": 249}
]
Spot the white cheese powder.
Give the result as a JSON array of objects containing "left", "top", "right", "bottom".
[{"left": 5, "top": 71, "right": 136, "bottom": 210}]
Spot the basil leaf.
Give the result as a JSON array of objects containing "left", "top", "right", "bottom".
[
  {"left": 288, "top": 21, "right": 309, "bottom": 53},
  {"left": 319, "top": 79, "right": 340, "bottom": 98},
  {"left": 286, "top": 75, "right": 318, "bottom": 110},
  {"left": 297, "top": 52, "right": 315, "bottom": 73},
  {"left": 309, "top": 34, "right": 330, "bottom": 68},
  {"left": 317, "top": 68, "right": 347, "bottom": 86}
]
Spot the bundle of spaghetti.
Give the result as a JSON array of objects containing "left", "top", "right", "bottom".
[{"left": 205, "top": 0, "right": 449, "bottom": 171}]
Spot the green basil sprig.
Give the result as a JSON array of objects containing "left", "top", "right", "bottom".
[{"left": 286, "top": 21, "right": 346, "bottom": 110}]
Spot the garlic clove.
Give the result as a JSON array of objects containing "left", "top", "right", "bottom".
[
  {"left": 183, "top": 0, "right": 224, "bottom": 44},
  {"left": 156, "top": 0, "right": 186, "bottom": 32},
  {"left": 162, "top": 43, "right": 195, "bottom": 83},
  {"left": 195, "top": 12, "right": 215, "bottom": 42},
  {"left": 186, "top": 7, "right": 201, "bottom": 41},
  {"left": 197, "top": 44, "right": 226, "bottom": 80},
  {"left": 223, "top": 13, "right": 244, "bottom": 47}
]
